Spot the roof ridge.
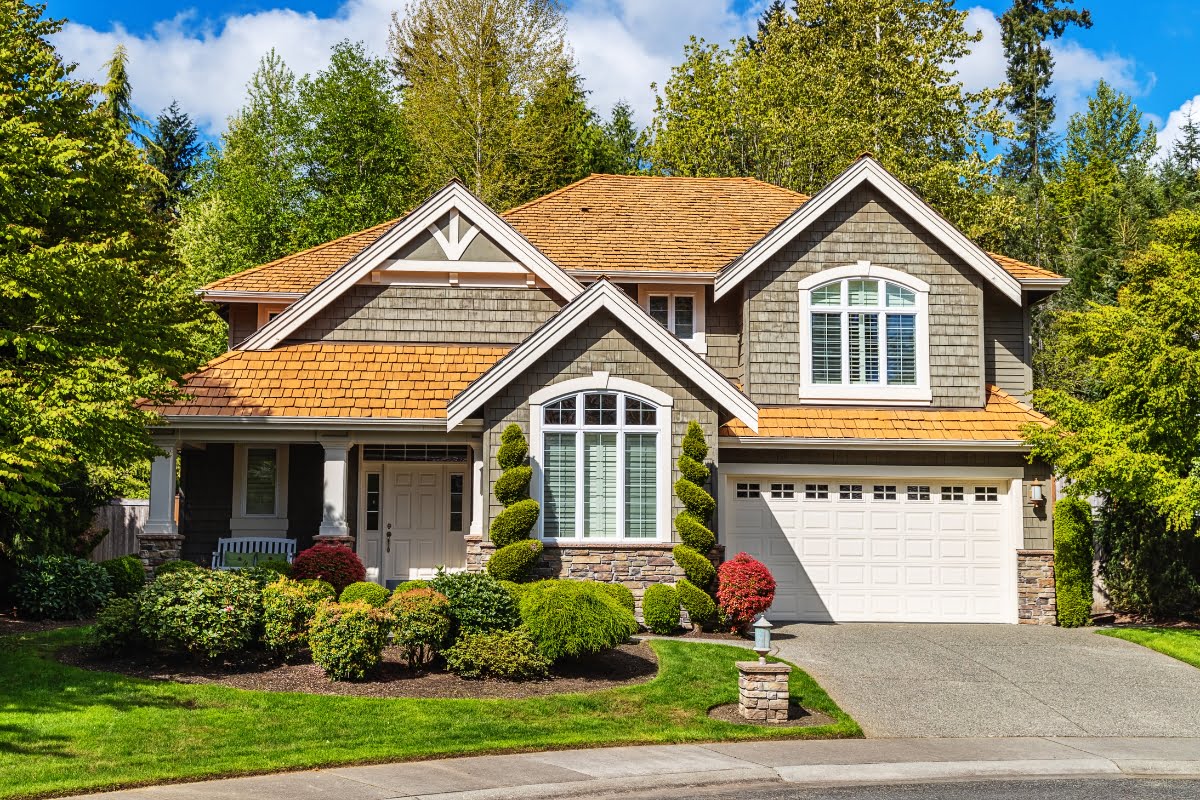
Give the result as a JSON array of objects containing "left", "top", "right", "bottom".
[{"left": 202, "top": 217, "right": 402, "bottom": 291}]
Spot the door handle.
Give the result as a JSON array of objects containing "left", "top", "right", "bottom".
[{"left": 386, "top": 526, "right": 392, "bottom": 553}]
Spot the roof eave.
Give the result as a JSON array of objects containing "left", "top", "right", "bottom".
[{"left": 717, "top": 435, "right": 1031, "bottom": 451}]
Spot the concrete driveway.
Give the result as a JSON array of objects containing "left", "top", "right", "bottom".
[{"left": 773, "top": 623, "right": 1200, "bottom": 738}]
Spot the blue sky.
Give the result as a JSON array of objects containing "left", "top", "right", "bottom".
[{"left": 48, "top": 0, "right": 1200, "bottom": 156}]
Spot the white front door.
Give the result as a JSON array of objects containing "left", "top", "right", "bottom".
[{"left": 384, "top": 465, "right": 444, "bottom": 581}]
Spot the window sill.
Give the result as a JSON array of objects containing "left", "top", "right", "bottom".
[
  {"left": 798, "top": 386, "right": 932, "bottom": 405},
  {"left": 537, "top": 538, "right": 670, "bottom": 548}
]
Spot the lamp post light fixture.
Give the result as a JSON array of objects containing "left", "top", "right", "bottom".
[{"left": 752, "top": 614, "right": 773, "bottom": 664}]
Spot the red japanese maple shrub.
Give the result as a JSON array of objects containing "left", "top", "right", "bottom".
[
  {"left": 716, "top": 552, "right": 776, "bottom": 633},
  {"left": 291, "top": 543, "right": 366, "bottom": 594}
]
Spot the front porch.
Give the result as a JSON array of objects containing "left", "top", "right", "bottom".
[{"left": 141, "top": 431, "right": 486, "bottom": 584}]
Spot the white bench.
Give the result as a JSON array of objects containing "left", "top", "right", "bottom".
[{"left": 212, "top": 537, "right": 297, "bottom": 570}]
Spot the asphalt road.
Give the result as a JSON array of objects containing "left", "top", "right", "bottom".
[{"left": 597, "top": 777, "right": 1200, "bottom": 800}]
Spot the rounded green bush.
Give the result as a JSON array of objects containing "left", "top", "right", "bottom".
[
  {"left": 444, "top": 628, "right": 550, "bottom": 680},
  {"left": 489, "top": 499, "right": 541, "bottom": 547},
  {"left": 518, "top": 579, "right": 638, "bottom": 662},
  {"left": 642, "top": 584, "right": 680, "bottom": 634},
  {"left": 681, "top": 420, "right": 708, "bottom": 462},
  {"left": 599, "top": 582, "right": 636, "bottom": 615},
  {"left": 497, "top": 424, "right": 530, "bottom": 469},
  {"left": 339, "top": 581, "right": 390, "bottom": 607},
  {"left": 88, "top": 597, "right": 141, "bottom": 655},
  {"left": 394, "top": 579, "right": 433, "bottom": 593},
  {"left": 138, "top": 569, "right": 262, "bottom": 662},
  {"left": 675, "top": 479, "right": 716, "bottom": 522},
  {"left": 15, "top": 555, "right": 112, "bottom": 620},
  {"left": 242, "top": 559, "right": 293, "bottom": 588},
  {"left": 677, "top": 452, "right": 709, "bottom": 486},
  {"left": 498, "top": 579, "right": 531, "bottom": 605},
  {"left": 673, "top": 544, "right": 716, "bottom": 589},
  {"left": 493, "top": 465, "right": 533, "bottom": 506},
  {"left": 100, "top": 556, "right": 145, "bottom": 599},
  {"left": 432, "top": 571, "right": 521, "bottom": 634},
  {"left": 486, "top": 539, "right": 544, "bottom": 582},
  {"left": 1055, "top": 496, "right": 1094, "bottom": 628},
  {"left": 154, "top": 559, "right": 201, "bottom": 578},
  {"left": 386, "top": 588, "right": 452, "bottom": 668},
  {"left": 262, "top": 578, "right": 337, "bottom": 659},
  {"left": 677, "top": 578, "right": 717, "bottom": 629},
  {"left": 675, "top": 513, "right": 716, "bottom": 553},
  {"left": 309, "top": 600, "right": 391, "bottom": 681}
]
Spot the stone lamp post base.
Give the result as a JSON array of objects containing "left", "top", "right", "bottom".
[{"left": 736, "top": 661, "right": 793, "bottom": 723}]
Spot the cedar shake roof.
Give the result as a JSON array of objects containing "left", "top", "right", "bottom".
[
  {"left": 146, "top": 344, "right": 509, "bottom": 419},
  {"left": 719, "top": 386, "right": 1050, "bottom": 441},
  {"left": 199, "top": 176, "right": 1062, "bottom": 296}
]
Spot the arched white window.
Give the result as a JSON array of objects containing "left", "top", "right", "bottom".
[
  {"left": 530, "top": 375, "right": 672, "bottom": 541},
  {"left": 798, "top": 264, "right": 931, "bottom": 404}
]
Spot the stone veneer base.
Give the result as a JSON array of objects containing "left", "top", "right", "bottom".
[
  {"left": 1017, "top": 549, "right": 1057, "bottom": 625},
  {"left": 136, "top": 533, "right": 185, "bottom": 577},
  {"left": 736, "top": 661, "right": 792, "bottom": 723}
]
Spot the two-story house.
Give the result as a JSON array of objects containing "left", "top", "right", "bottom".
[{"left": 142, "top": 156, "right": 1065, "bottom": 624}]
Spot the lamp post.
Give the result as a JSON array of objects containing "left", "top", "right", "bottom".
[{"left": 752, "top": 614, "right": 773, "bottom": 664}]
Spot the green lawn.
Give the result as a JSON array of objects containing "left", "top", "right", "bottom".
[
  {"left": 1099, "top": 627, "right": 1200, "bottom": 669},
  {"left": 0, "top": 628, "right": 858, "bottom": 799}
]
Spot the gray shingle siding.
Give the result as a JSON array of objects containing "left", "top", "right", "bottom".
[
  {"left": 984, "top": 287, "right": 1031, "bottom": 401},
  {"left": 292, "top": 285, "right": 562, "bottom": 345},
  {"left": 480, "top": 310, "right": 719, "bottom": 540},
  {"left": 706, "top": 286, "right": 741, "bottom": 381},
  {"left": 743, "top": 185, "right": 985, "bottom": 407}
]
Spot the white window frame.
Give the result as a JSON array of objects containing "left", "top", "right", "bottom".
[
  {"left": 529, "top": 374, "right": 673, "bottom": 542},
  {"left": 231, "top": 444, "right": 289, "bottom": 534},
  {"left": 798, "top": 262, "right": 931, "bottom": 405},
  {"left": 637, "top": 285, "right": 706, "bottom": 354}
]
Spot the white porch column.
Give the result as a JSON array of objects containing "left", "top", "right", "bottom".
[
  {"left": 144, "top": 438, "right": 178, "bottom": 535},
  {"left": 317, "top": 437, "right": 352, "bottom": 541},
  {"left": 470, "top": 440, "right": 485, "bottom": 536}
]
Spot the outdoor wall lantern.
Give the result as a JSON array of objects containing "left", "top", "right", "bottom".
[
  {"left": 752, "top": 614, "right": 773, "bottom": 664},
  {"left": 1029, "top": 481, "right": 1045, "bottom": 506}
]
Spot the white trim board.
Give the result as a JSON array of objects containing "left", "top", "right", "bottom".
[
  {"left": 718, "top": 436, "right": 1031, "bottom": 451},
  {"left": 241, "top": 182, "right": 583, "bottom": 351},
  {"left": 446, "top": 279, "right": 759, "bottom": 432},
  {"left": 714, "top": 156, "right": 1024, "bottom": 305}
]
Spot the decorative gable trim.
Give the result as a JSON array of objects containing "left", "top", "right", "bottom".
[
  {"left": 714, "top": 156, "right": 1024, "bottom": 305},
  {"left": 446, "top": 280, "right": 759, "bottom": 432},
  {"left": 240, "top": 182, "right": 583, "bottom": 351}
]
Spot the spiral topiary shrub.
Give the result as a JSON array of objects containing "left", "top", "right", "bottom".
[
  {"left": 100, "top": 556, "right": 145, "bottom": 599},
  {"left": 486, "top": 539, "right": 544, "bottom": 582},
  {"left": 672, "top": 544, "right": 716, "bottom": 589},
  {"left": 1055, "top": 496, "right": 1094, "bottom": 628},
  {"left": 599, "top": 582, "right": 636, "bottom": 615},
  {"left": 642, "top": 583, "right": 681, "bottom": 634},
  {"left": 262, "top": 578, "right": 337, "bottom": 659},
  {"left": 677, "top": 578, "right": 717, "bottom": 628},
  {"left": 518, "top": 580, "right": 638, "bottom": 662},
  {"left": 309, "top": 600, "right": 391, "bottom": 681},
  {"left": 291, "top": 543, "right": 365, "bottom": 594},
  {"left": 340, "top": 581, "right": 390, "bottom": 607},
  {"left": 716, "top": 552, "right": 776, "bottom": 632},
  {"left": 489, "top": 424, "right": 540, "bottom": 548}
]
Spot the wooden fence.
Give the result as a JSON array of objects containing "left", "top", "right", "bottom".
[{"left": 89, "top": 499, "right": 148, "bottom": 562}]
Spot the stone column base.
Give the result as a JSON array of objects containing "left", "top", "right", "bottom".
[
  {"left": 313, "top": 534, "right": 355, "bottom": 548},
  {"left": 137, "top": 533, "right": 185, "bottom": 578},
  {"left": 1018, "top": 549, "right": 1057, "bottom": 625},
  {"left": 737, "top": 661, "right": 792, "bottom": 723}
]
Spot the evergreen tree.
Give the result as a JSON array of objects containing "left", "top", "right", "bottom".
[
  {"left": 601, "top": 100, "right": 640, "bottom": 174},
  {"left": 146, "top": 100, "right": 202, "bottom": 217},
  {"left": 511, "top": 69, "right": 610, "bottom": 201},
  {"left": 1161, "top": 105, "right": 1200, "bottom": 210}
]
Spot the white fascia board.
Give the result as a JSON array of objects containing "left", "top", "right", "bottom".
[
  {"left": 199, "top": 290, "right": 305, "bottom": 302},
  {"left": 1020, "top": 278, "right": 1071, "bottom": 289},
  {"left": 446, "top": 280, "right": 759, "bottom": 432},
  {"left": 568, "top": 270, "right": 716, "bottom": 284},
  {"left": 718, "top": 436, "right": 1030, "bottom": 452},
  {"left": 241, "top": 183, "right": 582, "bottom": 351},
  {"left": 714, "top": 157, "right": 1023, "bottom": 305},
  {"left": 160, "top": 415, "right": 483, "bottom": 433}
]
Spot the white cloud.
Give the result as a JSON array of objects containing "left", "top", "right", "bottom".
[
  {"left": 956, "top": 6, "right": 1007, "bottom": 93},
  {"left": 1155, "top": 95, "right": 1200, "bottom": 162}
]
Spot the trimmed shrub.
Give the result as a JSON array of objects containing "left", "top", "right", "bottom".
[
  {"left": 262, "top": 578, "right": 337, "bottom": 659},
  {"left": 242, "top": 559, "right": 292, "bottom": 588},
  {"left": 677, "top": 578, "right": 717, "bottom": 629},
  {"left": 681, "top": 422, "right": 708, "bottom": 461},
  {"left": 386, "top": 588, "right": 452, "bottom": 668},
  {"left": 394, "top": 579, "right": 433, "bottom": 593},
  {"left": 88, "top": 597, "right": 141, "bottom": 655},
  {"left": 1055, "top": 497, "right": 1094, "bottom": 628},
  {"left": 291, "top": 543, "right": 365, "bottom": 594},
  {"left": 493, "top": 465, "right": 533, "bottom": 506},
  {"left": 716, "top": 552, "right": 776, "bottom": 632},
  {"left": 674, "top": 479, "right": 716, "bottom": 523},
  {"left": 14, "top": 556, "right": 112, "bottom": 619},
  {"left": 675, "top": 514, "right": 716, "bottom": 553},
  {"left": 672, "top": 544, "right": 716, "bottom": 589},
  {"left": 432, "top": 571, "right": 521, "bottom": 634},
  {"left": 599, "top": 582, "right": 635, "bottom": 615},
  {"left": 497, "top": 424, "right": 529, "bottom": 469},
  {"left": 309, "top": 600, "right": 391, "bottom": 681},
  {"left": 138, "top": 569, "right": 262, "bottom": 662},
  {"left": 490, "top": 499, "right": 541, "bottom": 548},
  {"left": 518, "top": 580, "right": 637, "bottom": 662},
  {"left": 100, "top": 556, "right": 145, "bottom": 599},
  {"left": 340, "top": 581, "right": 390, "bottom": 607},
  {"left": 497, "top": 579, "right": 529, "bottom": 604},
  {"left": 486, "top": 539, "right": 544, "bottom": 582},
  {"left": 154, "top": 559, "right": 201, "bottom": 577},
  {"left": 443, "top": 629, "right": 551, "bottom": 680},
  {"left": 643, "top": 584, "right": 681, "bottom": 634}
]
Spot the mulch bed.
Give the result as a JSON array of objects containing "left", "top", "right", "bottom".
[
  {"left": 1095, "top": 612, "right": 1200, "bottom": 629},
  {"left": 59, "top": 641, "right": 660, "bottom": 699},
  {"left": 707, "top": 702, "right": 835, "bottom": 728},
  {"left": 0, "top": 608, "right": 84, "bottom": 637}
]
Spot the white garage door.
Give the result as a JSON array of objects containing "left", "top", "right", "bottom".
[{"left": 723, "top": 476, "right": 1020, "bottom": 623}]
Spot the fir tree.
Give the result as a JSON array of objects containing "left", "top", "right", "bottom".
[{"left": 147, "top": 101, "right": 202, "bottom": 217}]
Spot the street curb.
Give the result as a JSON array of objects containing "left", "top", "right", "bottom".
[
  {"left": 775, "top": 758, "right": 1121, "bottom": 785},
  {"left": 397, "top": 768, "right": 782, "bottom": 799}
]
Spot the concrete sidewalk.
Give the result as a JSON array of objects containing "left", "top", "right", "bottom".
[{"left": 71, "top": 738, "right": 1200, "bottom": 799}]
